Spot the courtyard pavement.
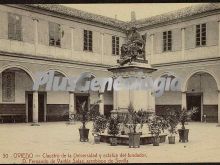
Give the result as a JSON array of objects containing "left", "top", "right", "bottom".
[{"left": 0, "top": 121, "right": 220, "bottom": 163}]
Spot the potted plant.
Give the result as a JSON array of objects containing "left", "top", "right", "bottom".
[
  {"left": 165, "top": 109, "right": 179, "bottom": 144},
  {"left": 176, "top": 107, "right": 198, "bottom": 143},
  {"left": 75, "top": 99, "right": 101, "bottom": 142},
  {"left": 124, "top": 103, "right": 147, "bottom": 148},
  {"left": 107, "top": 116, "right": 120, "bottom": 146},
  {"left": 120, "top": 114, "right": 128, "bottom": 135},
  {"left": 148, "top": 114, "right": 168, "bottom": 146},
  {"left": 92, "top": 114, "right": 107, "bottom": 144}
]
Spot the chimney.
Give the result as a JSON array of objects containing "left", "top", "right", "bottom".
[{"left": 131, "top": 11, "right": 136, "bottom": 21}]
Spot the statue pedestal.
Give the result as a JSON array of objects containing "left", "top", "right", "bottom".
[{"left": 108, "top": 63, "right": 157, "bottom": 113}]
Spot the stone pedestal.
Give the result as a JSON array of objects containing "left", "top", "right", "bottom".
[{"left": 108, "top": 63, "right": 157, "bottom": 113}]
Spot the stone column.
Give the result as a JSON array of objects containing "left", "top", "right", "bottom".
[
  {"left": 71, "top": 27, "right": 74, "bottom": 55},
  {"left": 32, "top": 91, "right": 39, "bottom": 126},
  {"left": 113, "top": 90, "right": 118, "bottom": 110},
  {"left": 181, "top": 28, "right": 185, "bottom": 60},
  {"left": 148, "top": 90, "right": 155, "bottom": 111},
  {"left": 99, "top": 93, "right": 104, "bottom": 115},
  {"left": 218, "top": 21, "right": 220, "bottom": 57},
  {"left": 218, "top": 91, "right": 220, "bottom": 125},
  {"left": 69, "top": 92, "right": 75, "bottom": 119},
  {"left": 33, "top": 18, "right": 39, "bottom": 55},
  {"left": 181, "top": 91, "right": 187, "bottom": 110},
  {"left": 101, "top": 33, "right": 104, "bottom": 64},
  {"left": 150, "top": 34, "right": 154, "bottom": 65}
]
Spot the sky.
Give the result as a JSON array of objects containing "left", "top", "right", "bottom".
[{"left": 62, "top": 3, "right": 203, "bottom": 22}]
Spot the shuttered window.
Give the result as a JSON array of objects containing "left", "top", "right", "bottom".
[
  {"left": 84, "top": 30, "right": 92, "bottom": 51},
  {"left": 49, "top": 22, "right": 61, "bottom": 47},
  {"left": 163, "top": 31, "right": 172, "bottom": 52},
  {"left": 196, "top": 23, "right": 206, "bottom": 46},
  {"left": 112, "top": 36, "right": 119, "bottom": 55},
  {"left": 8, "top": 13, "right": 22, "bottom": 41}
]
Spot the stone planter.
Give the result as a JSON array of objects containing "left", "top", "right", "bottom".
[
  {"left": 110, "top": 137, "right": 118, "bottom": 146},
  {"left": 168, "top": 136, "right": 175, "bottom": 144},
  {"left": 128, "top": 133, "right": 141, "bottom": 148},
  {"left": 153, "top": 137, "right": 160, "bottom": 146},
  {"left": 178, "top": 129, "right": 189, "bottom": 143},
  {"left": 79, "top": 128, "right": 89, "bottom": 142},
  {"left": 94, "top": 135, "right": 101, "bottom": 144}
]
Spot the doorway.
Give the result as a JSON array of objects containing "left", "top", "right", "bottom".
[
  {"left": 186, "top": 93, "right": 202, "bottom": 122},
  {"left": 38, "top": 92, "right": 47, "bottom": 122},
  {"left": 75, "top": 94, "right": 89, "bottom": 114},
  {"left": 27, "top": 93, "right": 33, "bottom": 122},
  {"left": 26, "top": 92, "right": 47, "bottom": 122}
]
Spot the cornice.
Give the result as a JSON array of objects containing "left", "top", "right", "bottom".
[
  {"left": 152, "top": 57, "right": 220, "bottom": 68},
  {"left": 0, "top": 50, "right": 112, "bottom": 69}
]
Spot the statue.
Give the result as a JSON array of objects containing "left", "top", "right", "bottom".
[{"left": 118, "top": 27, "right": 146, "bottom": 66}]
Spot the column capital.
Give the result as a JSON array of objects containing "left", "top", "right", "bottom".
[
  {"left": 32, "top": 18, "right": 39, "bottom": 22},
  {"left": 181, "top": 91, "right": 187, "bottom": 94},
  {"left": 181, "top": 27, "right": 186, "bottom": 30},
  {"left": 69, "top": 91, "right": 75, "bottom": 94},
  {"left": 150, "top": 33, "right": 154, "bottom": 37}
]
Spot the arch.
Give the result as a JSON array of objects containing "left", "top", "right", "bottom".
[
  {"left": 182, "top": 69, "right": 220, "bottom": 92},
  {"left": 44, "top": 68, "right": 69, "bottom": 79},
  {"left": 0, "top": 64, "right": 34, "bottom": 82},
  {"left": 156, "top": 71, "right": 180, "bottom": 78}
]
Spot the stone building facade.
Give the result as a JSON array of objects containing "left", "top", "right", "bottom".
[{"left": 0, "top": 4, "right": 220, "bottom": 123}]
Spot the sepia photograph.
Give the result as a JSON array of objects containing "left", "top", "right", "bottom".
[{"left": 0, "top": 2, "right": 220, "bottom": 164}]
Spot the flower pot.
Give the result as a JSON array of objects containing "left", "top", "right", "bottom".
[
  {"left": 128, "top": 133, "right": 141, "bottom": 148},
  {"left": 110, "top": 137, "right": 117, "bottom": 146},
  {"left": 79, "top": 128, "right": 89, "bottom": 142},
  {"left": 178, "top": 129, "right": 189, "bottom": 143},
  {"left": 168, "top": 136, "right": 175, "bottom": 144},
  {"left": 153, "top": 137, "right": 160, "bottom": 146},
  {"left": 94, "top": 135, "right": 101, "bottom": 144},
  {"left": 121, "top": 131, "right": 125, "bottom": 135}
]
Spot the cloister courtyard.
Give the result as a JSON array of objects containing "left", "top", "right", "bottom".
[{"left": 0, "top": 122, "right": 220, "bottom": 163}]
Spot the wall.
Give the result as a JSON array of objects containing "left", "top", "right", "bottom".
[
  {"left": 0, "top": 5, "right": 126, "bottom": 67},
  {"left": 141, "top": 14, "right": 220, "bottom": 65},
  {"left": 0, "top": 70, "right": 33, "bottom": 104}
]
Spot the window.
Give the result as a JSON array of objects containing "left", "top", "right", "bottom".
[
  {"left": 8, "top": 13, "right": 22, "bottom": 41},
  {"left": 49, "top": 22, "right": 61, "bottom": 47},
  {"left": 84, "top": 30, "right": 92, "bottom": 51},
  {"left": 2, "top": 71, "right": 15, "bottom": 102},
  {"left": 196, "top": 23, "right": 206, "bottom": 46},
  {"left": 163, "top": 31, "right": 172, "bottom": 52},
  {"left": 112, "top": 36, "right": 119, "bottom": 55}
]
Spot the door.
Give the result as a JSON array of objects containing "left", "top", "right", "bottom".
[
  {"left": 38, "top": 93, "right": 46, "bottom": 122},
  {"left": 75, "top": 95, "right": 89, "bottom": 114},
  {"left": 187, "top": 94, "right": 201, "bottom": 121},
  {"left": 27, "top": 93, "right": 33, "bottom": 122}
]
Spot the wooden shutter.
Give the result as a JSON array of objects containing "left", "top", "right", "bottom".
[
  {"left": 38, "top": 20, "right": 49, "bottom": 46},
  {"left": 154, "top": 32, "right": 163, "bottom": 54},
  {"left": 0, "top": 11, "right": 8, "bottom": 39},
  {"left": 207, "top": 21, "right": 218, "bottom": 46},
  {"left": 185, "top": 25, "right": 195, "bottom": 49},
  {"left": 61, "top": 25, "right": 71, "bottom": 49},
  {"left": 22, "top": 16, "right": 34, "bottom": 43},
  {"left": 172, "top": 28, "right": 181, "bottom": 51}
]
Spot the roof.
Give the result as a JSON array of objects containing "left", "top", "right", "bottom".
[
  {"left": 24, "top": 3, "right": 220, "bottom": 31},
  {"left": 25, "top": 4, "right": 127, "bottom": 30},
  {"left": 128, "top": 3, "right": 220, "bottom": 29}
]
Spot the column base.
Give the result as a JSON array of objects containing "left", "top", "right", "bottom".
[
  {"left": 30, "top": 123, "right": 40, "bottom": 126},
  {"left": 216, "top": 123, "right": 220, "bottom": 127},
  {"left": 66, "top": 120, "right": 76, "bottom": 125}
]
